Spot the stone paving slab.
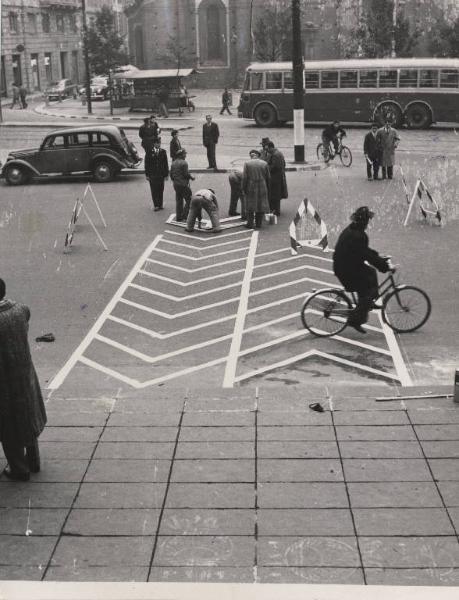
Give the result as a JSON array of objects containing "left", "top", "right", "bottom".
[
  {"left": 359, "top": 536, "right": 459, "bottom": 568},
  {"left": 93, "top": 442, "right": 175, "bottom": 460},
  {"left": 0, "top": 482, "right": 79, "bottom": 508},
  {"left": 257, "top": 509, "right": 355, "bottom": 536},
  {"left": 165, "top": 483, "right": 254, "bottom": 509},
  {"left": 342, "top": 458, "right": 432, "bottom": 482},
  {"left": 364, "top": 568, "right": 459, "bottom": 586},
  {"left": 175, "top": 442, "right": 254, "bottom": 459},
  {"left": 347, "top": 482, "right": 444, "bottom": 508},
  {"left": 0, "top": 509, "right": 67, "bottom": 535},
  {"left": 39, "top": 427, "right": 103, "bottom": 443},
  {"left": 257, "top": 566, "right": 365, "bottom": 584},
  {"left": 45, "top": 411, "right": 109, "bottom": 427},
  {"left": 257, "top": 536, "right": 360, "bottom": 567},
  {"left": 84, "top": 459, "right": 171, "bottom": 483},
  {"left": 107, "top": 413, "right": 181, "bottom": 427},
  {"left": 0, "top": 535, "right": 57, "bottom": 566},
  {"left": 415, "top": 425, "right": 459, "bottom": 440},
  {"left": 257, "top": 459, "right": 344, "bottom": 482},
  {"left": 335, "top": 425, "right": 417, "bottom": 441},
  {"left": 100, "top": 426, "right": 178, "bottom": 442},
  {"left": 257, "top": 482, "right": 349, "bottom": 508},
  {"left": 64, "top": 509, "right": 161, "bottom": 536},
  {"left": 171, "top": 459, "right": 254, "bottom": 483},
  {"left": 74, "top": 483, "right": 167, "bottom": 509},
  {"left": 257, "top": 441, "right": 339, "bottom": 459},
  {"left": 421, "top": 441, "right": 459, "bottom": 458},
  {"left": 153, "top": 536, "right": 255, "bottom": 566},
  {"left": 353, "top": 508, "right": 454, "bottom": 536},
  {"left": 258, "top": 426, "right": 336, "bottom": 441},
  {"left": 159, "top": 509, "right": 255, "bottom": 535},
  {"left": 429, "top": 459, "right": 459, "bottom": 480},
  {"left": 181, "top": 412, "right": 254, "bottom": 426},
  {"left": 147, "top": 567, "right": 254, "bottom": 583},
  {"left": 437, "top": 482, "right": 459, "bottom": 507},
  {"left": 179, "top": 427, "right": 254, "bottom": 442},
  {"left": 338, "top": 441, "right": 424, "bottom": 459},
  {"left": 39, "top": 442, "right": 97, "bottom": 460},
  {"left": 44, "top": 567, "right": 149, "bottom": 581},
  {"left": 50, "top": 537, "right": 155, "bottom": 567}
]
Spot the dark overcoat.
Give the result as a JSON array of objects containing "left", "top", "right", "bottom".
[
  {"left": 333, "top": 224, "right": 388, "bottom": 291},
  {"left": 170, "top": 137, "right": 182, "bottom": 161},
  {"left": 242, "top": 158, "right": 270, "bottom": 213},
  {"left": 363, "top": 131, "right": 380, "bottom": 161},
  {"left": 268, "top": 149, "right": 288, "bottom": 203},
  {"left": 202, "top": 122, "right": 220, "bottom": 146},
  {"left": 144, "top": 148, "right": 169, "bottom": 179},
  {"left": 0, "top": 300, "right": 47, "bottom": 446}
]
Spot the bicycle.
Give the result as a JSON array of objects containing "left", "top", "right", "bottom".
[
  {"left": 300, "top": 261, "right": 431, "bottom": 337},
  {"left": 316, "top": 138, "right": 352, "bottom": 167}
]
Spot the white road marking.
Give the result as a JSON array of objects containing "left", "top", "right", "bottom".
[
  {"left": 165, "top": 228, "right": 251, "bottom": 241},
  {"left": 138, "top": 268, "right": 245, "bottom": 286},
  {"left": 161, "top": 237, "right": 251, "bottom": 250},
  {"left": 378, "top": 311, "right": 413, "bottom": 386},
  {"left": 129, "top": 279, "right": 243, "bottom": 301},
  {"left": 256, "top": 256, "right": 334, "bottom": 272},
  {"left": 119, "top": 295, "right": 238, "bottom": 318},
  {"left": 223, "top": 232, "right": 259, "bottom": 388},
  {"left": 145, "top": 256, "right": 246, "bottom": 272},
  {"left": 48, "top": 235, "right": 164, "bottom": 390},
  {"left": 153, "top": 246, "right": 249, "bottom": 261},
  {"left": 257, "top": 248, "right": 333, "bottom": 263}
]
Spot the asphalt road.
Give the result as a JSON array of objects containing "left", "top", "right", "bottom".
[{"left": 0, "top": 117, "right": 458, "bottom": 393}]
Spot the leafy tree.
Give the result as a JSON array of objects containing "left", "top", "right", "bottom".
[
  {"left": 428, "top": 16, "right": 459, "bottom": 57},
  {"left": 253, "top": 0, "right": 294, "bottom": 61},
  {"left": 86, "top": 6, "right": 129, "bottom": 76}
]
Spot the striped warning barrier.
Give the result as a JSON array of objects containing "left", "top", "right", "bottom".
[
  {"left": 403, "top": 179, "right": 442, "bottom": 227},
  {"left": 399, "top": 165, "right": 411, "bottom": 205},
  {"left": 289, "top": 197, "right": 329, "bottom": 255}
]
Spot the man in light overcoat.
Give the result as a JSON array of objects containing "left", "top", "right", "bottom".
[
  {"left": 376, "top": 121, "right": 400, "bottom": 180},
  {"left": 242, "top": 149, "right": 271, "bottom": 229}
]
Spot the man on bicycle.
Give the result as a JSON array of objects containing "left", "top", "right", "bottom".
[
  {"left": 321, "top": 120, "right": 346, "bottom": 159},
  {"left": 333, "top": 206, "right": 390, "bottom": 333}
]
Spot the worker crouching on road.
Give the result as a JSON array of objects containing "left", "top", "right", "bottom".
[{"left": 185, "top": 189, "right": 222, "bottom": 234}]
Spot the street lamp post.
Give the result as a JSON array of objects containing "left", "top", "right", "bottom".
[
  {"left": 81, "top": 0, "right": 92, "bottom": 114},
  {"left": 292, "top": 0, "right": 305, "bottom": 162}
]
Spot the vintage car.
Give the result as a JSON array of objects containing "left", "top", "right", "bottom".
[
  {"left": 46, "top": 78, "right": 79, "bottom": 101},
  {"left": 79, "top": 76, "right": 110, "bottom": 100},
  {"left": 1, "top": 125, "right": 141, "bottom": 185}
]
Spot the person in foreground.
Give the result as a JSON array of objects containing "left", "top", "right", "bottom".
[
  {"left": 333, "top": 207, "right": 390, "bottom": 333},
  {"left": 185, "top": 188, "right": 222, "bottom": 234},
  {"left": 0, "top": 279, "right": 47, "bottom": 481}
]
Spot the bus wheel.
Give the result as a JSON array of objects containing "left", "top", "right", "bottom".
[
  {"left": 374, "top": 102, "right": 403, "bottom": 128},
  {"left": 254, "top": 103, "right": 278, "bottom": 127},
  {"left": 405, "top": 104, "right": 432, "bottom": 129}
]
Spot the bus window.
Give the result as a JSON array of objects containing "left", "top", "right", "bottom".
[
  {"left": 250, "top": 72, "right": 264, "bottom": 90},
  {"left": 242, "top": 72, "right": 250, "bottom": 91},
  {"left": 321, "top": 71, "right": 338, "bottom": 88},
  {"left": 283, "top": 72, "right": 294, "bottom": 89},
  {"left": 340, "top": 70, "right": 358, "bottom": 88},
  {"left": 440, "top": 69, "right": 459, "bottom": 88},
  {"left": 305, "top": 72, "right": 319, "bottom": 88},
  {"left": 399, "top": 69, "right": 418, "bottom": 87},
  {"left": 379, "top": 70, "right": 397, "bottom": 87},
  {"left": 359, "top": 70, "right": 377, "bottom": 87},
  {"left": 420, "top": 69, "right": 439, "bottom": 87},
  {"left": 266, "top": 72, "right": 282, "bottom": 90}
]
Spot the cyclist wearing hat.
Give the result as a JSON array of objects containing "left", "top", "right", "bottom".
[{"left": 333, "top": 207, "right": 389, "bottom": 333}]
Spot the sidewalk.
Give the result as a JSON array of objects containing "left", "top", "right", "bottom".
[{"left": 1, "top": 382, "right": 458, "bottom": 586}]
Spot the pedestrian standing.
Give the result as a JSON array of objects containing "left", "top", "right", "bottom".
[
  {"left": 10, "top": 83, "right": 20, "bottom": 109},
  {"left": 242, "top": 149, "right": 271, "bottom": 230},
  {"left": 186, "top": 188, "right": 222, "bottom": 234},
  {"left": 219, "top": 87, "right": 232, "bottom": 115},
  {"left": 260, "top": 137, "right": 271, "bottom": 162},
  {"left": 170, "top": 148, "right": 195, "bottom": 221},
  {"left": 363, "top": 123, "right": 381, "bottom": 180},
  {"left": 19, "top": 84, "right": 28, "bottom": 109},
  {"left": 376, "top": 121, "right": 400, "bottom": 180},
  {"left": 266, "top": 141, "right": 288, "bottom": 216},
  {"left": 157, "top": 85, "right": 169, "bottom": 118},
  {"left": 202, "top": 114, "right": 220, "bottom": 170},
  {"left": 144, "top": 138, "right": 169, "bottom": 211},
  {"left": 0, "top": 279, "right": 47, "bottom": 481},
  {"left": 139, "top": 116, "right": 160, "bottom": 152},
  {"left": 228, "top": 170, "right": 246, "bottom": 218},
  {"left": 170, "top": 129, "right": 182, "bottom": 161}
]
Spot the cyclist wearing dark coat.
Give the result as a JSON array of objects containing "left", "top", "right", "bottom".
[
  {"left": 322, "top": 121, "right": 346, "bottom": 156},
  {"left": 333, "top": 206, "right": 389, "bottom": 333}
]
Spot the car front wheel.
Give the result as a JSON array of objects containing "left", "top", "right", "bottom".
[
  {"left": 93, "top": 160, "right": 115, "bottom": 183},
  {"left": 4, "top": 164, "right": 30, "bottom": 185}
]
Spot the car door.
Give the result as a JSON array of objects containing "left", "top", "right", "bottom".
[
  {"left": 66, "top": 132, "right": 92, "bottom": 173},
  {"left": 37, "top": 134, "right": 69, "bottom": 174}
]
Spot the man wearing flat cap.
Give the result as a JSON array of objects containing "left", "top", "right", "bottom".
[
  {"left": 170, "top": 148, "right": 195, "bottom": 221},
  {"left": 170, "top": 130, "right": 182, "bottom": 161},
  {"left": 333, "top": 207, "right": 390, "bottom": 333},
  {"left": 242, "top": 149, "right": 271, "bottom": 229}
]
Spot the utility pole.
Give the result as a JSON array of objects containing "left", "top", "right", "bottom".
[
  {"left": 81, "top": 0, "right": 92, "bottom": 114},
  {"left": 391, "top": 0, "right": 398, "bottom": 58},
  {"left": 292, "top": 0, "right": 305, "bottom": 162}
]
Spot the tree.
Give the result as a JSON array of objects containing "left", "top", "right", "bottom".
[
  {"left": 253, "top": 0, "right": 294, "bottom": 62},
  {"left": 85, "top": 6, "right": 129, "bottom": 76},
  {"left": 429, "top": 16, "right": 459, "bottom": 57}
]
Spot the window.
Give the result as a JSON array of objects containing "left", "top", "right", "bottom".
[
  {"left": 379, "top": 69, "right": 397, "bottom": 87},
  {"left": 68, "top": 14, "right": 77, "bottom": 33},
  {"left": 305, "top": 71, "right": 319, "bottom": 88},
  {"left": 91, "top": 133, "right": 111, "bottom": 146},
  {"left": 266, "top": 72, "right": 282, "bottom": 90},
  {"left": 56, "top": 13, "right": 64, "bottom": 33},
  {"left": 283, "top": 72, "right": 294, "bottom": 89},
  {"left": 60, "top": 52, "right": 68, "bottom": 78},
  {"left": 250, "top": 73, "right": 263, "bottom": 90},
  {"left": 399, "top": 69, "right": 418, "bottom": 87},
  {"left": 420, "top": 69, "right": 438, "bottom": 87},
  {"left": 44, "top": 53, "right": 52, "bottom": 82},
  {"left": 440, "top": 69, "right": 459, "bottom": 88},
  {"left": 9, "top": 12, "right": 19, "bottom": 33},
  {"left": 340, "top": 70, "right": 357, "bottom": 88},
  {"left": 321, "top": 71, "right": 338, "bottom": 88},
  {"left": 27, "top": 13, "right": 37, "bottom": 33},
  {"left": 42, "top": 12, "right": 50, "bottom": 33},
  {"left": 68, "top": 133, "right": 91, "bottom": 146},
  {"left": 1, "top": 56, "right": 7, "bottom": 97},
  {"left": 31, "top": 54, "right": 40, "bottom": 90},
  {"left": 44, "top": 135, "right": 66, "bottom": 149},
  {"left": 206, "top": 4, "right": 223, "bottom": 60},
  {"left": 359, "top": 70, "right": 377, "bottom": 87}
]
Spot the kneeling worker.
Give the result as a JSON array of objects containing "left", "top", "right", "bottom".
[{"left": 185, "top": 188, "right": 222, "bottom": 234}]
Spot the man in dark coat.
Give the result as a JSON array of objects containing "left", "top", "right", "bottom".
[
  {"left": 170, "top": 130, "right": 182, "bottom": 161},
  {"left": 363, "top": 123, "right": 380, "bottom": 180},
  {"left": 333, "top": 207, "right": 389, "bottom": 333},
  {"left": 202, "top": 114, "right": 220, "bottom": 170},
  {"left": 242, "top": 149, "right": 271, "bottom": 229},
  {"left": 0, "top": 279, "right": 46, "bottom": 481},
  {"left": 228, "top": 170, "right": 246, "bottom": 218},
  {"left": 170, "top": 148, "right": 195, "bottom": 221},
  {"left": 260, "top": 137, "right": 271, "bottom": 162},
  {"left": 144, "top": 138, "right": 169, "bottom": 211},
  {"left": 138, "top": 116, "right": 160, "bottom": 152},
  {"left": 219, "top": 87, "right": 232, "bottom": 115},
  {"left": 266, "top": 141, "right": 288, "bottom": 216},
  {"left": 19, "top": 84, "right": 28, "bottom": 109}
]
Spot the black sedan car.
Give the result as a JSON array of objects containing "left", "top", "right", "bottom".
[{"left": 1, "top": 125, "right": 141, "bottom": 184}]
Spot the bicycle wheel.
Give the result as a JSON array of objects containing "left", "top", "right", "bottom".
[
  {"left": 316, "top": 143, "right": 330, "bottom": 163},
  {"left": 382, "top": 286, "right": 431, "bottom": 333},
  {"left": 339, "top": 145, "right": 352, "bottom": 167},
  {"left": 301, "top": 288, "right": 352, "bottom": 337}
]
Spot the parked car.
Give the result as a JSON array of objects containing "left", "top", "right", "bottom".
[
  {"left": 1, "top": 125, "right": 141, "bottom": 185},
  {"left": 46, "top": 79, "right": 78, "bottom": 101},
  {"left": 79, "top": 76, "right": 110, "bottom": 101}
]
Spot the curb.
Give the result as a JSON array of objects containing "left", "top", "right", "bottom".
[{"left": 0, "top": 121, "right": 194, "bottom": 132}]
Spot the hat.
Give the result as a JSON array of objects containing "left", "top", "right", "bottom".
[
  {"left": 171, "top": 129, "right": 178, "bottom": 135},
  {"left": 261, "top": 137, "right": 270, "bottom": 145},
  {"left": 176, "top": 148, "right": 186, "bottom": 157},
  {"left": 351, "top": 206, "right": 374, "bottom": 222},
  {"left": 249, "top": 149, "right": 261, "bottom": 157}
]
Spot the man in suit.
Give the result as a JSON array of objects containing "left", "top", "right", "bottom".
[
  {"left": 242, "top": 149, "right": 271, "bottom": 229},
  {"left": 202, "top": 114, "right": 220, "bottom": 170},
  {"left": 363, "top": 123, "right": 380, "bottom": 180},
  {"left": 139, "top": 116, "right": 160, "bottom": 152},
  {"left": 170, "top": 130, "right": 182, "bottom": 161},
  {"left": 144, "top": 138, "right": 169, "bottom": 211}
]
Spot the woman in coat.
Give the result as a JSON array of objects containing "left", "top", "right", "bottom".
[
  {"left": 242, "top": 149, "right": 271, "bottom": 229},
  {"left": 376, "top": 122, "right": 400, "bottom": 180},
  {"left": 0, "top": 279, "right": 46, "bottom": 480}
]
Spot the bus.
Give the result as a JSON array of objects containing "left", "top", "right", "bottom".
[{"left": 237, "top": 58, "right": 459, "bottom": 129}]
